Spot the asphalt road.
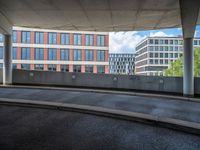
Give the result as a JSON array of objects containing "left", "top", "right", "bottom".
[
  {"left": 0, "top": 87, "right": 200, "bottom": 123},
  {"left": 0, "top": 105, "right": 200, "bottom": 150}
]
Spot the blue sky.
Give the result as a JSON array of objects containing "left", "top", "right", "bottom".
[{"left": 109, "top": 25, "right": 200, "bottom": 54}]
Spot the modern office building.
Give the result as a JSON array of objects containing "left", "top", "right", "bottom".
[
  {"left": 135, "top": 37, "right": 200, "bottom": 76},
  {"left": 109, "top": 53, "right": 135, "bottom": 75},
  {"left": 0, "top": 27, "right": 109, "bottom": 74}
]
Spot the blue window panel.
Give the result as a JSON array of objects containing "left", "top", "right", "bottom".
[
  {"left": 21, "top": 48, "right": 30, "bottom": 60},
  {"left": 0, "top": 34, "right": 4, "bottom": 43},
  {"left": 73, "top": 34, "right": 81, "bottom": 45},
  {"left": 22, "top": 31, "right": 31, "bottom": 43},
  {"left": 97, "top": 50, "right": 105, "bottom": 61},
  {"left": 48, "top": 33, "right": 57, "bottom": 44},
  {"left": 85, "top": 34, "right": 93, "bottom": 46},
  {"left": 85, "top": 50, "right": 93, "bottom": 61},
  {"left": 97, "top": 65, "right": 105, "bottom": 74},
  {"left": 0, "top": 47, "right": 3, "bottom": 59},
  {"left": 12, "top": 31, "right": 17, "bottom": 43},
  {"left": 61, "top": 33, "right": 69, "bottom": 45},
  {"left": 13, "top": 64, "right": 17, "bottom": 69},
  {"left": 48, "top": 48, "right": 57, "bottom": 60},
  {"left": 0, "top": 63, "right": 3, "bottom": 68},
  {"left": 21, "top": 64, "right": 30, "bottom": 70},
  {"left": 73, "top": 49, "right": 82, "bottom": 61},
  {"left": 12, "top": 47, "right": 17, "bottom": 59},
  {"left": 35, "top": 32, "right": 44, "bottom": 44},
  {"left": 97, "top": 35, "right": 105, "bottom": 46},
  {"left": 35, "top": 64, "right": 44, "bottom": 70},
  {"left": 35, "top": 48, "right": 44, "bottom": 60},
  {"left": 60, "top": 49, "right": 69, "bottom": 60}
]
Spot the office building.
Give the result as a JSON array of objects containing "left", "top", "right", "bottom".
[
  {"left": 135, "top": 37, "right": 200, "bottom": 76},
  {"left": 109, "top": 53, "right": 135, "bottom": 75},
  {"left": 0, "top": 27, "right": 109, "bottom": 74}
]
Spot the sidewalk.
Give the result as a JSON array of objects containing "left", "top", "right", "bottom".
[{"left": 0, "top": 86, "right": 200, "bottom": 134}]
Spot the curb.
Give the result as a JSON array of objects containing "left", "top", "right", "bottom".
[
  {"left": 0, "top": 85, "right": 200, "bottom": 103},
  {"left": 0, "top": 98, "right": 199, "bottom": 135}
]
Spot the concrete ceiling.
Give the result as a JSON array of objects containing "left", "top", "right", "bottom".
[{"left": 0, "top": 0, "right": 199, "bottom": 33}]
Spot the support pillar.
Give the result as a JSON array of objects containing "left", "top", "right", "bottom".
[
  {"left": 3, "top": 34, "right": 12, "bottom": 85},
  {"left": 183, "top": 38, "right": 194, "bottom": 96}
]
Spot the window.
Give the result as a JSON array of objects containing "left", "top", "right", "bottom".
[
  {"left": 22, "top": 31, "right": 31, "bottom": 43},
  {"left": 48, "top": 64, "right": 56, "bottom": 71},
  {"left": 21, "top": 48, "right": 30, "bottom": 60},
  {"left": 73, "top": 65, "right": 81, "bottom": 72},
  {"left": 164, "top": 40, "right": 168, "bottom": 44},
  {"left": 149, "top": 46, "right": 154, "bottom": 51},
  {"left": 150, "top": 59, "right": 153, "bottom": 64},
  {"left": 155, "top": 53, "right": 158, "bottom": 58},
  {"left": 61, "top": 33, "right": 69, "bottom": 45},
  {"left": 73, "top": 49, "right": 82, "bottom": 61},
  {"left": 175, "top": 40, "right": 178, "bottom": 45},
  {"left": 60, "top": 49, "right": 69, "bottom": 60},
  {"left": 61, "top": 65, "right": 69, "bottom": 72},
  {"left": 13, "top": 64, "right": 17, "bottom": 69},
  {"left": 155, "top": 60, "right": 158, "bottom": 64},
  {"left": 97, "top": 65, "right": 105, "bottom": 73},
  {"left": 35, "top": 64, "right": 44, "bottom": 71},
  {"left": 97, "top": 35, "right": 105, "bottom": 46},
  {"left": 97, "top": 50, "right": 105, "bottom": 61},
  {"left": 149, "top": 39, "right": 153, "bottom": 44},
  {"left": 35, "top": 32, "right": 44, "bottom": 44},
  {"left": 150, "top": 53, "right": 153, "bottom": 58},
  {"left": 73, "top": 34, "right": 81, "bottom": 45},
  {"left": 155, "top": 40, "right": 159, "bottom": 44},
  {"left": 160, "top": 53, "right": 163, "bottom": 58},
  {"left": 48, "top": 32, "right": 57, "bottom": 44},
  {"left": 12, "top": 31, "right": 17, "bottom": 43},
  {"left": 160, "top": 60, "right": 163, "bottom": 64},
  {"left": 170, "top": 40, "right": 173, "bottom": 44},
  {"left": 85, "top": 34, "right": 93, "bottom": 46},
  {"left": 0, "top": 63, "right": 3, "bottom": 68},
  {"left": 85, "top": 50, "right": 93, "bottom": 61},
  {"left": 48, "top": 48, "right": 57, "bottom": 60},
  {"left": 0, "top": 34, "right": 3, "bottom": 42},
  {"left": 35, "top": 48, "right": 44, "bottom": 60},
  {"left": 85, "top": 65, "right": 93, "bottom": 73},
  {"left": 0, "top": 47, "right": 3, "bottom": 59},
  {"left": 12, "top": 48, "right": 17, "bottom": 59},
  {"left": 21, "top": 64, "right": 30, "bottom": 70},
  {"left": 165, "top": 53, "right": 168, "bottom": 58}
]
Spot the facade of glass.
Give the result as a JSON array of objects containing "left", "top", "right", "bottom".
[
  {"left": 109, "top": 53, "right": 135, "bottom": 75},
  {"left": 135, "top": 37, "right": 200, "bottom": 76},
  {"left": 0, "top": 27, "right": 109, "bottom": 74}
]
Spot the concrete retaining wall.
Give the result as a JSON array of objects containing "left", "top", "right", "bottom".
[{"left": 0, "top": 69, "right": 198, "bottom": 95}]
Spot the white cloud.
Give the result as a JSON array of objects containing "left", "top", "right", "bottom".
[
  {"left": 149, "top": 31, "right": 174, "bottom": 37},
  {"left": 109, "top": 31, "right": 145, "bottom": 54}
]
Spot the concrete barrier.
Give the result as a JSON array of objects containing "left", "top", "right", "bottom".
[{"left": 10, "top": 69, "right": 200, "bottom": 95}]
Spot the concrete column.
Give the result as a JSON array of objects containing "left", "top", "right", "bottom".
[
  {"left": 3, "top": 34, "right": 12, "bottom": 85},
  {"left": 183, "top": 38, "right": 194, "bottom": 96}
]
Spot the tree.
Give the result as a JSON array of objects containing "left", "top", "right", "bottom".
[{"left": 164, "top": 47, "right": 200, "bottom": 77}]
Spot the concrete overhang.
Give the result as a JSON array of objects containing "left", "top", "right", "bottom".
[{"left": 0, "top": 0, "right": 199, "bottom": 33}]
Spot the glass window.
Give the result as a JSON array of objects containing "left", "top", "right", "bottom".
[
  {"left": 48, "top": 48, "right": 57, "bottom": 60},
  {"left": 61, "top": 33, "right": 69, "bottom": 45},
  {"left": 97, "top": 50, "right": 105, "bottom": 61},
  {"left": 21, "top": 48, "right": 30, "bottom": 60},
  {"left": 85, "top": 34, "right": 93, "bottom": 46},
  {"left": 175, "top": 53, "right": 178, "bottom": 58},
  {"left": 21, "top": 64, "right": 30, "bottom": 70},
  {"left": 35, "top": 32, "right": 44, "bottom": 44},
  {"left": 85, "top": 65, "right": 93, "bottom": 73},
  {"left": 150, "top": 59, "right": 153, "bottom": 64},
  {"left": 149, "top": 46, "right": 154, "bottom": 51},
  {"left": 73, "top": 34, "right": 81, "bottom": 45},
  {"left": 48, "top": 64, "right": 56, "bottom": 71},
  {"left": 155, "top": 53, "right": 158, "bottom": 58},
  {"left": 97, "top": 35, "right": 105, "bottom": 46},
  {"left": 97, "top": 65, "right": 105, "bottom": 73},
  {"left": 73, "top": 65, "right": 81, "bottom": 72},
  {"left": 155, "top": 60, "right": 158, "bottom": 64},
  {"left": 165, "top": 53, "right": 168, "bottom": 58},
  {"left": 34, "top": 64, "right": 44, "bottom": 71},
  {"left": 0, "top": 63, "right": 3, "bottom": 68},
  {"left": 60, "top": 49, "right": 69, "bottom": 60},
  {"left": 85, "top": 50, "right": 93, "bottom": 61},
  {"left": 61, "top": 65, "right": 69, "bottom": 72},
  {"left": 170, "top": 40, "right": 173, "bottom": 44},
  {"left": 160, "top": 60, "right": 163, "bottom": 64},
  {"left": 175, "top": 40, "right": 178, "bottom": 45},
  {"left": 12, "top": 47, "right": 17, "bottom": 59},
  {"left": 150, "top": 53, "right": 153, "bottom": 58},
  {"left": 0, "top": 47, "right": 3, "bottom": 59},
  {"left": 13, "top": 64, "right": 17, "bottom": 69},
  {"left": 0, "top": 34, "right": 4, "bottom": 42},
  {"left": 164, "top": 40, "right": 168, "bottom": 44},
  {"left": 149, "top": 39, "right": 153, "bottom": 44},
  {"left": 22, "top": 31, "right": 31, "bottom": 43},
  {"left": 48, "top": 32, "right": 57, "bottom": 44},
  {"left": 73, "top": 49, "right": 82, "bottom": 61},
  {"left": 155, "top": 39, "right": 158, "bottom": 44},
  {"left": 35, "top": 48, "right": 44, "bottom": 60},
  {"left": 160, "top": 53, "right": 163, "bottom": 58},
  {"left": 12, "top": 31, "right": 17, "bottom": 43}
]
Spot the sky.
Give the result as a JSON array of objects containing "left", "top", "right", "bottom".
[{"left": 109, "top": 25, "right": 200, "bottom": 54}]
